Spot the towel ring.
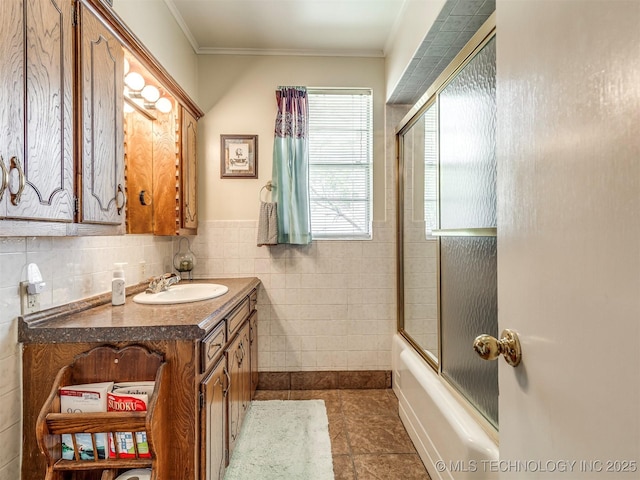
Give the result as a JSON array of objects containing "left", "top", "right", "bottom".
[{"left": 259, "top": 181, "right": 274, "bottom": 202}]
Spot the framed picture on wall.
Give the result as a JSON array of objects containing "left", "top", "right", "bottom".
[{"left": 220, "top": 134, "right": 258, "bottom": 178}]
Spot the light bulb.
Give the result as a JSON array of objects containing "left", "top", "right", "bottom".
[
  {"left": 124, "top": 72, "right": 145, "bottom": 92},
  {"left": 155, "top": 97, "right": 173, "bottom": 113},
  {"left": 141, "top": 85, "right": 160, "bottom": 103}
]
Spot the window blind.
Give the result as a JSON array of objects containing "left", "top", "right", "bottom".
[
  {"left": 308, "top": 89, "right": 373, "bottom": 240},
  {"left": 424, "top": 103, "right": 438, "bottom": 238}
]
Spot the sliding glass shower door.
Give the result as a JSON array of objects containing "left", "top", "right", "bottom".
[{"left": 438, "top": 37, "right": 498, "bottom": 427}]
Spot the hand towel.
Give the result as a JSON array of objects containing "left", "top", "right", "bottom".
[{"left": 257, "top": 201, "right": 278, "bottom": 246}]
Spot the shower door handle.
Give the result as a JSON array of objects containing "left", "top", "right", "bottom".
[{"left": 473, "top": 329, "right": 522, "bottom": 367}]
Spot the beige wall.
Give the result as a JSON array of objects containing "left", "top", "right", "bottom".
[
  {"left": 196, "top": 54, "right": 386, "bottom": 222},
  {"left": 112, "top": 0, "right": 199, "bottom": 102}
]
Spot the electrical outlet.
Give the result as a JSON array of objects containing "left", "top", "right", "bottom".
[
  {"left": 20, "top": 281, "right": 40, "bottom": 315},
  {"left": 139, "top": 261, "right": 147, "bottom": 281}
]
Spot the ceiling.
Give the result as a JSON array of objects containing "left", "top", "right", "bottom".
[{"left": 164, "top": 0, "right": 408, "bottom": 56}]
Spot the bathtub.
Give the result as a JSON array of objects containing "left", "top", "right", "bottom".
[{"left": 392, "top": 334, "right": 499, "bottom": 479}]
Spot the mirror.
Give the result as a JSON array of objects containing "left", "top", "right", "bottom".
[
  {"left": 397, "top": 100, "right": 439, "bottom": 366},
  {"left": 123, "top": 51, "right": 179, "bottom": 235}
]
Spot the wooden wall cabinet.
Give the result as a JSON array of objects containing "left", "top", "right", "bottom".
[
  {"left": 1, "top": 0, "right": 203, "bottom": 236},
  {"left": 76, "top": 0, "right": 125, "bottom": 228},
  {"left": 0, "top": 0, "right": 75, "bottom": 232}
]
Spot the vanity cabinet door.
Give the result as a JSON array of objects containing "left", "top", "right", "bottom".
[
  {"left": 227, "top": 321, "right": 251, "bottom": 457},
  {"left": 249, "top": 311, "right": 259, "bottom": 397},
  {"left": 0, "top": 0, "right": 74, "bottom": 222},
  {"left": 200, "top": 357, "right": 228, "bottom": 480},
  {"left": 77, "top": 0, "right": 125, "bottom": 226}
]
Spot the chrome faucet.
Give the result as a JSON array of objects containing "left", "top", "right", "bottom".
[{"left": 146, "top": 273, "right": 181, "bottom": 294}]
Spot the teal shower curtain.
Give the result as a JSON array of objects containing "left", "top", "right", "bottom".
[{"left": 272, "top": 87, "right": 312, "bottom": 244}]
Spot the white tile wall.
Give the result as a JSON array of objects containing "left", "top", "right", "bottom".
[{"left": 186, "top": 219, "right": 397, "bottom": 372}]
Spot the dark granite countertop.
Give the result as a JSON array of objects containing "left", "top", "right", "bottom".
[{"left": 18, "top": 277, "right": 261, "bottom": 344}]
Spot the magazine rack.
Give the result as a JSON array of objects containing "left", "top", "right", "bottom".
[{"left": 35, "top": 345, "right": 167, "bottom": 480}]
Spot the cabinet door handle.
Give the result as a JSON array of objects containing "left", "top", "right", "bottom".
[
  {"left": 116, "top": 183, "right": 126, "bottom": 214},
  {"left": 223, "top": 366, "right": 231, "bottom": 397},
  {"left": 0, "top": 156, "right": 8, "bottom": 202},
  {"left": 239, "top": 342, "right": 246, "bottom": 362},
  {"left": 9, "top": 156, "right": 25, "bottom": 206}
]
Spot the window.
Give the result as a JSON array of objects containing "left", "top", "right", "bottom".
[
  {"left": 424, "top": 103, "right": 438, "bottom": 238},
  {"left": 308, "top": 89, "right": 373, "bottom": 240}
]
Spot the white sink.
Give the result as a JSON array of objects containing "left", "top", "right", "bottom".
[{"left": 133, "top": 283, "right": 229, "bottom": 305}]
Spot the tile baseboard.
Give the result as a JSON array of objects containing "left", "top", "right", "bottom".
[{"left": 258, "top": 370, "right": 392, "bottom": 390}]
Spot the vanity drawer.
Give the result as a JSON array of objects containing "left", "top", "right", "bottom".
[
  {"left": 227, "top": 296, "right": 251, "bottom": 338},
  {"left": 201, "top": 321, "right": 226, "bottom": 374}
]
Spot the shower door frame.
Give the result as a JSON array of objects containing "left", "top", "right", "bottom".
[{"left": 395, "top": 14, "right": 497, "bottom": 437}]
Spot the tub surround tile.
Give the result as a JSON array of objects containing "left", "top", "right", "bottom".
[{"left": 253, "top": 390, "right": 289, "bottom": 401}]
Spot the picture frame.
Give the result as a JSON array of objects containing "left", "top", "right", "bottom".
[{"left": 220, "top": 134, "right": 258, "bottom": 178}]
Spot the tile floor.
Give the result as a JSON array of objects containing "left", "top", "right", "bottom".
[{"left": 253, "top": 389, "right": 432, "bottom": 480}]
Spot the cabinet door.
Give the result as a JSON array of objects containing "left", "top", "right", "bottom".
[
  {"left": 240, "top": 325, "right": 251, "bottom": 415},
  {"left": 200, "top": 357, "right": 227, "bottom": 480},
  {"left": 249, "top": 311, "right": 258, "bottom": 397},
  {"left": 0, "top": 0, "right": 74, "bottom": 221},
  {"left": 78, "top": 0, "right": 124, "bottom": 225},
  {"left": 180, "top": 107, "right": 198, "bottom": 231},
  {"left": 226, "top": 331, "right": 243, "bottom": 454}
]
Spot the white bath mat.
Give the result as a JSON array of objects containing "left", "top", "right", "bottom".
[{"left": 224, "top": 400, "right": 334, "bottom": 480}]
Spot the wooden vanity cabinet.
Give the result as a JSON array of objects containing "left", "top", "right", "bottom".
[
  {"left": 21, "top": 280, "right": 260, "bottom": 480},
  {"left": 200, "top": 356, "right": 228, "bottom": 480}
]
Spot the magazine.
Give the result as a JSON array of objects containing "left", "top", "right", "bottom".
[
  {"left": 59, "top": 381, "right": 114, "bottom": 460},
  {"left": 108, "top": 382, "right": 155, "bottom": 458}
]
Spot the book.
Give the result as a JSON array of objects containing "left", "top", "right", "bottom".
[
  {"left": 59, "top": 381, "right": 114, "bottom": 460},
  {"left": 108, "top": 382, "right": 155, "bottom": 458}
]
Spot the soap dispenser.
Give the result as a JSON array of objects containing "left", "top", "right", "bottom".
[{"left": 112, "top": 263, "right": 127, "bottom": 306}]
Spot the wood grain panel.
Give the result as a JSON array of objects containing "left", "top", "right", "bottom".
[
  {"left": 152, "top": 108, "right": 178, "bottom": 235},
  {"left": 79, "top": 1, "right": 124, "bottom": 225},
  {"left": 180, "top": 108, "right": 198, "bottom": 231},
  {"left": 0, "top": 0, "right": 24, "bottom": 218},
  {"left": 125, "top": 109, "right": 153, "bottom": 233},
  {"left": 9, "top": 0, "right": 75, "bottom": 222}
]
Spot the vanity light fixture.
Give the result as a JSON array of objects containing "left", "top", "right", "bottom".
[
  {"left": 141, "top": 85, "right": 160, "bottom": 103},
  {"left": 124, "top": 71, "right": 145, "bottom": 92},
  {"left": 155, "top": 97, "right": 173, "bottom": 113}
]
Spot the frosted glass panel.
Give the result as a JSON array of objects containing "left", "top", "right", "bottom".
[
  {"left": 439, "top": 37, "right": 496, "bottom": 229},
  {"left": 401, "top": 103, "right": 439, "bottom": 361},
  {"left": 438, "top": 37, "right": 498, "bottom": 427},
  {"left": 440, "top": 236, "right": 498, "bottom": 426}
]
